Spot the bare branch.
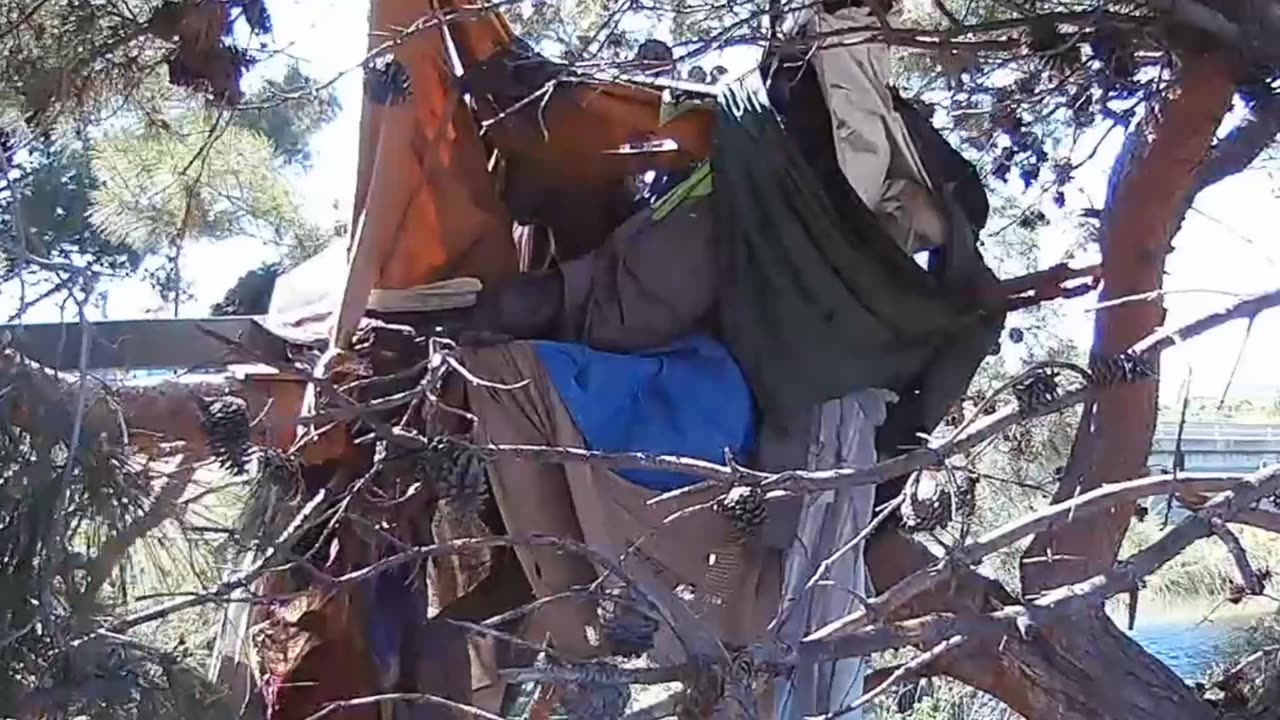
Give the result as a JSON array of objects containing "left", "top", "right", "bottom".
[
  {"left": 483, "top": 442, "right": 746, "bottom": 484},
  {"left": 1140, "top": 0, "right": 1241, "bottom": 45},
  {"left": 804, "top": 471, "right": 1254, "bottom": 642},
  {"left": 1033, "top": 464, "right": 1280, "bottom": 615},
  {"left": 1130, "top": 287, "right": 1280, "bottom": 355},
  {"left": 1193, "top": 93, "right": 1280, "bottom": 194},
  {"left": 804, "top": 495, "right": 905, "bottom": 594},
  {"left": 322, "top": 533, "right": 727, "bottom": 661},
  {"left": 501, "top": 660, "right": 685, "bottom": 686},
  {"left": 1231, "top": 509, "right": 1280, "bottom": 534},
  {"left": 304, "top": 692, "right": 503, "bottom": 720},
  {"left": 98, "top": 488, "right": 332, "bottom": 635},
  {"left": 1210, "top": 518, "right": 1263, "bottom": 597},
  {"left": 827, "top": 634, "right": 970, "bottom": 718}
]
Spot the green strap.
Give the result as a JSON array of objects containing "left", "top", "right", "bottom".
[{"left": 651, "top": 162, "right": 713, "bottom": 220}]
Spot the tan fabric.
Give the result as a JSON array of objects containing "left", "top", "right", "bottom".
[
  {"left": 555, "top": 190, "right": 808, "bottom": 550},
  {"left": 807, "top": 7, "right": 948, "bottom": 254},
  {"left": 332, "top": 0, "right": 518, "bottom": 347},
  {"left": 878, "top": 178, "right": 949, "bottom": 255},
  {"left": 557, "top": 195, "right": 717, "bottom": 353},
  {"left": 462, "top": 342, "right": 782, "bottom": 669}
]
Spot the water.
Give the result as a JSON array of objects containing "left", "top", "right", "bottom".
[{"left": 1121, "top": 606, "right": 1271, "bottom": 680}]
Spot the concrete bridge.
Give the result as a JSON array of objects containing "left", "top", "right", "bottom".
[{"left": 1149, "top": 421, "right": 1280, "bottom": 474}]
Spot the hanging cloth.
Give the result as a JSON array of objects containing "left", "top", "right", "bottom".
[
  {"left": 772, "top": 388, "right": 893, "bottom": 719},
  {"left": 711, "top": 74, "right": 1004, "bottom": 432}
]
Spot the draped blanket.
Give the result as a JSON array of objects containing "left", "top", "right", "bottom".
[{"left": 712, "top": 75, "right": 1004, "bottom": 431}]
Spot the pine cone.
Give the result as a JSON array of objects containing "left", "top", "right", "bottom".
[
  {"left": 561, "top": 680, "right": 630, "bottom": 720},
  {"left": 1226, "top": 581, "right": 1247, "bottom": 605},
  {"left": 364, "top": 55, "right": 412, "bottom": 105},
  {"left": 900, "top": 470, "right": 952, "bottom": 532},
  {"left": 415, "top": 435, "right": 490, "bottom": 511},
  {"left": 598, "top": 586, "right": 658, "bottom": 658},
  {"left": 369, "top": 438, "right": 419, "bottom": 487},
  {"left": 256, "top": 446, "right": 300, "bottom": 490},
  {"left": 1089, "top": 351, "right": 1157, "bottom": 387},
  {"left": 197, "top": 395, "right": 252, "bottom": 475},
  {"left": 714, "top": 486, "right": 766, "bottom": 539},
  {"left": 1013, "top": 372, "right": 1060, "bottom": 414}
]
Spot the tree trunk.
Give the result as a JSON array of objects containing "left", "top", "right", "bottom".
[
  {"left": 1021, "top": 54, "right": 1236, "bottom": 595},
  {"left": 872, "top": 53, "right": 1241, "bottom": 720},
  {"left": 867, "top": 530, "right": 1218, "bottom": 719}
]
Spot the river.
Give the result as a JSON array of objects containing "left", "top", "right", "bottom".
[{"left": 1116, "top": 600, "right": 1278, "bottom": 680}]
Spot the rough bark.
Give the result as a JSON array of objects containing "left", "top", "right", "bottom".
[
  {"left": 1021, "top": 53, "right": 1237, "bottom": 597},
  {"left": 929, "top": 52, "right": 1244, "bottom": 720}
]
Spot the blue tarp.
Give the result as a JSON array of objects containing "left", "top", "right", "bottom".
[{"left": 533, "top": 334, "right": 756, "bottom": 492}]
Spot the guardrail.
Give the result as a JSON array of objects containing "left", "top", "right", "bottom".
[
  {"left": 1152, "top": 422, "right": 1280, "bottom": 441},
  {"left": 1149, "top": 421, "right": 1280, "bottom": 473}
]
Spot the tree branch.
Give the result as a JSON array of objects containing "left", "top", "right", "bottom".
[
  {"left": 1230, "top": 509, "right": 1280, "bottom": 534},
  {"left": 1033, "top": 464, "right": 1280, "bottom": 615},
  {"left": 321, "top": 532, "right": 727, "bottom": 661},
  {"left": 1211, "top": 517, "right": 1263, "bottom": 597},
  {"left": 304, "top": 692, "right": 503, "bottom": 720},
  {"left": 99, "top": 487, "right": 332, "bottom": 635},
  {"left": 832, "top": 634, "right": 970, "bottom": 717},
  {"left": 996, "top": 263, "right": 1101, "bottom": 311},
  {"left": 803, "top": 472, "right": 1254, "bottom": 643},
  {"left": 1193, "top": 93, "right": 1280, "bottom": 195}
]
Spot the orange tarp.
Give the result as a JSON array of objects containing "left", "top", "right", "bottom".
[
  {"left": 333, "top": 0, "right": 519, "bottom": 347},
  {"left": 434, "top": 1, "right": 714, "bottom": 190},
  {"left": 332, "top": 0, "right": 717, "bottom": 348},
  {"left": 264, "top": 8, "right": 720, "bottom": 713}
]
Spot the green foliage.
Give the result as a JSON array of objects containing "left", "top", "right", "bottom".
[
  {"left": 1, "top": 141, "right": 143, "bottom": 278},
  {"left": 0, "top": 0, "right": 170, "bottom": 130},
  {"left": 2, "top": 2, "right": 338, "bottom": 315},
  {"left": 88, "top": 112, "right": 306, "bottom": 249},
  {"left": 233, "top": 64, "right": 342, "bottom": 168},
  {"left": 0, "top": 353, "right": 236, "bottom": 718},
  {"left": 4, "top": 77, "right": 337, "bottom": 313}
]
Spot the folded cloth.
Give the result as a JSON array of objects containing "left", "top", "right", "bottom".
[{"left": 532, "top": 333, "right": 756, "bottom": 492}]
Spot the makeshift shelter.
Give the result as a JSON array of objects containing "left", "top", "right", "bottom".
[
  {"left": 0, "top": 1, "right": 1103, "bottom": 718},
  {"left": 194, "top": 0, "right": 1020, "bottom": 717}
]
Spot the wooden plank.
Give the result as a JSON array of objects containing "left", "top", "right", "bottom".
[{"left": 0, "top": 317, "right": 288, "bottom": 372}]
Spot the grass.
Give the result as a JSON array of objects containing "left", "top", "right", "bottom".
[
  {"left": 1119, "top": 510, "right": 1280, "bottom": 607},
  {"left": 867, "top": 678, "right": 1018, "bottom": 720}
]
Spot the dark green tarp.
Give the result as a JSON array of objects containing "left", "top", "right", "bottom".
[{"left": 711, "top": 75, "right": 1005, "bottom": 434}]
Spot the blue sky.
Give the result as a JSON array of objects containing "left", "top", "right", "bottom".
[{"left": 5, "top": 0, "right": 1279, "bottom": 402}]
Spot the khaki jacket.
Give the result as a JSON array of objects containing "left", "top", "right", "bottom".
[{"left": 808, "top": 6, "right": 949, "bottom": 253}]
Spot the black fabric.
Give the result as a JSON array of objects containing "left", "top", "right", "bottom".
[
  {"left": 712, "top": 76, "right": 1004, "bottom": 433},
  {"left": 890, "top": 89, "right": 990, "bottom": 231}
]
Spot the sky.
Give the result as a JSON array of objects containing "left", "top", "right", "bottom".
[{"left": 4, "top": 0, "right": 1279, "bottom": 403}]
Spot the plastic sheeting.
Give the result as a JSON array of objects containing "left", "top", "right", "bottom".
[
  {"left": 534, "top": 334, "right": 756, "bottom": 491},
  {"left": 773, "top": 388, "right": 895, "bottom": 720}
]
